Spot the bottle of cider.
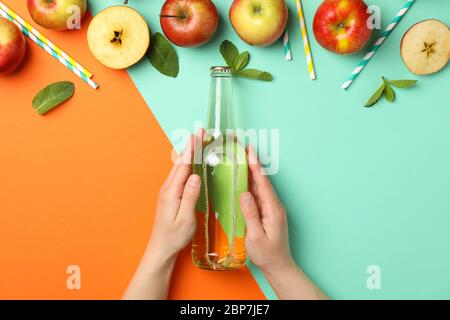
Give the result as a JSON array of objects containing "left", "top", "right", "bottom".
[{"left": 192, "top": 66, "right": 248, "bottom": 270}]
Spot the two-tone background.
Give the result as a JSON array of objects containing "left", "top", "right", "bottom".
[{"left": 1, "top": 0, "right": 449, "bottom": 299}]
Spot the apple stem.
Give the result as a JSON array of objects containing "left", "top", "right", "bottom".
[{"left": 160, "top": 14, "right": 187, "bottom": 19}]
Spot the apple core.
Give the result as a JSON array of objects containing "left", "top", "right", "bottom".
[{"left": 87, "top": 6, "right": 150, "bottom": 70}]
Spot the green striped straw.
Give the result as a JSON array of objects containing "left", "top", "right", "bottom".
[
  {"left": 0, "top": 8, "right": 98, "bottom": 89},
  {"left": 342, "top": 0, "right": 415, "bottom": 90},
  {"left": 0, "top": 0, "right": 92, "bottom": 79},
  {"left": 283, "top": 29, "right": 292, "bottom": 61}
]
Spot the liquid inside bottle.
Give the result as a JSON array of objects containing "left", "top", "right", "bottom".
[{"left": 192, "top": 67, "right": 248, "bottom": 270}]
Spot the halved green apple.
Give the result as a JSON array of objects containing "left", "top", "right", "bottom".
[{"left": 87, "top": 6, "right": 150, "bottom": 69}]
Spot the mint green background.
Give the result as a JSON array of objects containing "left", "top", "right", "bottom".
[{"left": 90, "top": 0, "right": 450, "bottom": 299}]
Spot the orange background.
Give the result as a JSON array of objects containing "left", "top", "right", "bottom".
[{"left": 0, "top": 1, "right": 264, "bottom": 299}]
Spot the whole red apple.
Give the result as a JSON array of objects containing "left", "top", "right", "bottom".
[
  {"left": 313, "top": 0, "right": 372, "bottom": 54},
  {"left": 27, "top": 0, "right": 87, "bottom": 31},
  {"left": 0, "top": 17, "right": 27, "bottom": 75},
  {"left": 160, "top": 0, "right": 219, "bottom": 47},
  {"left": 230, "top": 0, "right": 288, "bottom": 47}
]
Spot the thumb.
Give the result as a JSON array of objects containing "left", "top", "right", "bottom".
[
  {"left": 177, "top": 174, "right": 201, "bottom": 222},
  {"left": 240, "top": 192, "right": 264, "bottom": 238}
]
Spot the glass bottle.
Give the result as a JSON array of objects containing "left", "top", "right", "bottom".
[{"left": 192, "top": 66, "right": 248, "bottom": 270}]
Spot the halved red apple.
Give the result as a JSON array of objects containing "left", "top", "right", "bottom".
[{"left": 401, "top": 19, "right": 450, "bottom": 75}]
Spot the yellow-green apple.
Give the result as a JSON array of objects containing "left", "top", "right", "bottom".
[
  {"left": 313, "top": 0, "right": 372, "bottom": 54},
  {"left": 229, "top": 0, "right": 287, "bottom": 47},
  {"left": 27, "top": 0, "right": 87, "bottom": 31},
  {"left": 401, "top": 19, "right": 450, "bottom": 75},
  {"left": 87, "top": 6, "right": 150, "bottom": 69},
  {"left": 160, "top": 0, "right": 218, "bottom": 47},
  {"left": 0, "top": 17, "right": 27, "bottom": 75}
]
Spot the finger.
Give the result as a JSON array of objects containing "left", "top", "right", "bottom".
[
  {"left": 166, "top": 134, "right": 198, "bottom": 196},
  {"left": 247, "top": 146, "right": 267, "bottom": 185},
  {"left": 247, "top": 146, "right": 279, "bottom": 205},
  {"left": 162, "top": 135, "right": 191, "bottom": 190},
  {"left": 195, "top": 127, "right": 205, "bottom": 140},
  {"left": 161, "top": 154, "right": 180, "bottom": 190},
  {"left": 192, "top": 129, "right": 203, "bottom": 167},
  {"left": 180, "top": 133, "right": 195, "bottom": 165},
  {"left": 246, "top": 145, "right": 261, "bottom": 198},
  {"left": 162, "top": 128, "right": 205, "bottom": 189},
  {"left": 240, "top": 192, "right": 265, "bottom": 239},
  {"left": 176, "top": 174, "right": 201, "bottom": 223}
]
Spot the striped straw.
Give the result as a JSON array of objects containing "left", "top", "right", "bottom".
[
  {"left": 295, "top": 0, "right": 316, "bottom": 80},
  {"left": 342, "top": 0, "right": 415, "bottom": 90},
  {"left": 282, "top": 30, "right": 292, "bottom": 61},
  {"left": 0, "top": 8, "right": 98, "bottom": 89},
  {"left": 0, "top": 0, "right": 92, "bottom": 79}
]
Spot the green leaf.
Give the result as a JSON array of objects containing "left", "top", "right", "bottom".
[
  {"left": 235, "top": 69, "right": 273, "bottom": 81},
  {"left": 219, "top": 40, "right": 274, "bottom": 83},
  {"left": 365, "top": 82, "right": 386, "bottom": 107},
  {"left": 384, "top": 84, "right": 396, "bottom": 102},
  {"left": 220, "top": 40, "right": 239, "bottom": 68},
  {"left": 388, "top": 79, "right": 417, "bottom": 88},
  {"left": 148, "top": 32, "right": 179, "bottom": 78},
  {"left": 32, "top": 81, "right": 75, "bottom": 115},
  {"left": 233, "top": 51, "right": 250, "bottom": 72}
]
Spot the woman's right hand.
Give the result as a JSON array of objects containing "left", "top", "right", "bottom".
[
  {"left": 240, "top": 147, "right": 327, "bottom": 300},
  {"left": 239, "top": 147, "right": 295, "bottom": 275}
]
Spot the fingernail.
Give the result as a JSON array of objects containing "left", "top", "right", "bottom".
[
  {"left": 189, "top": 174, "right": 201, "bottom": 187},
  {"left": 240, "top": 192, "right": 252, "bottom": 203}
]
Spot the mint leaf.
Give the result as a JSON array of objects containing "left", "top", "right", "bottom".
[
  {"left": 219, "top": 40, "right": 273, "bottom": 82},
  {"left": 365, "top": 82, "right": 386, "bottom": 107},
  {"left": 148, "top": 32, "right": 179, "bottom": 78},
  {"left": 220, "top": 40, "right": 239, "bottom": 68},
  {"left": 235, "top": 69, "right": 273, "bottom": 81},
  {"left": 388, "top": 80, "right": 417, "bottom": 88},
  {"left": 365, "top": 77, "right": 417, "bottom": 108},
  {"left": 384, "top": 84, "right": 396, "bottom": 102},
  {"left": 32, "top": 81, "right": 75, "bottom": 115},
  {"left": 234, "top": 52, "right": 249, "bottom": 72}
]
